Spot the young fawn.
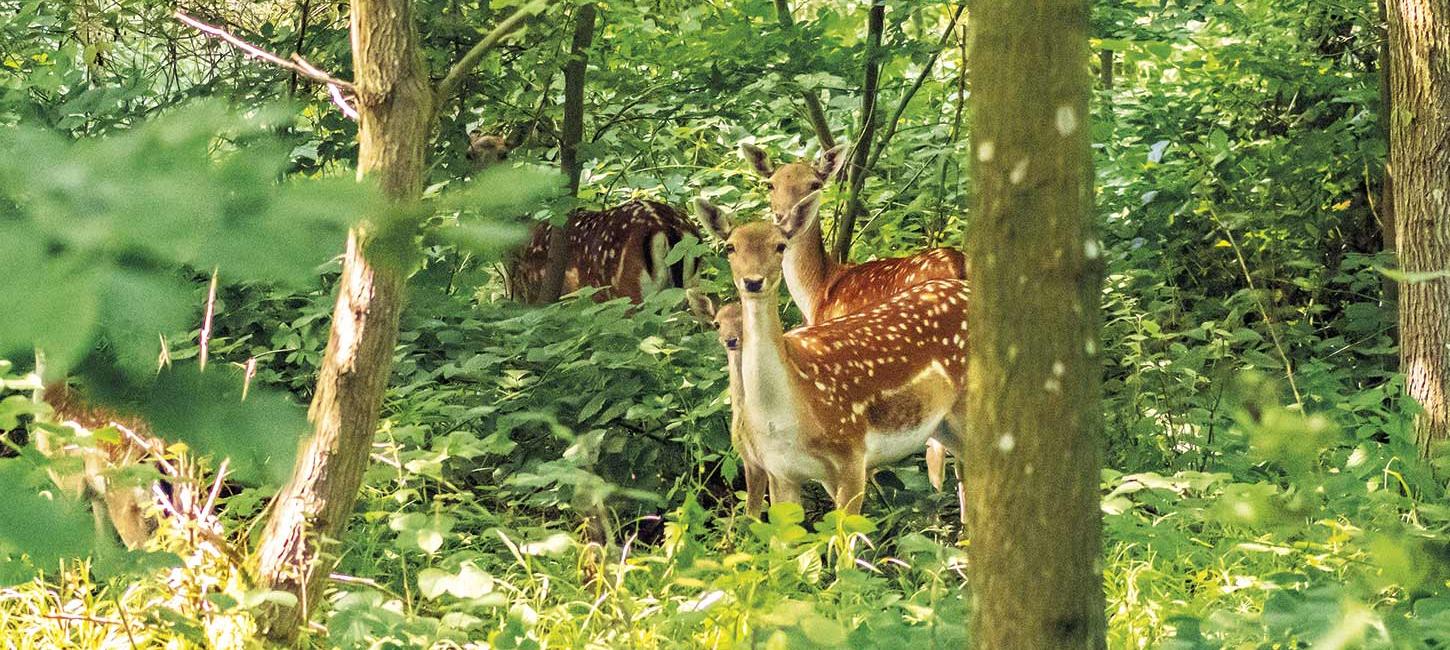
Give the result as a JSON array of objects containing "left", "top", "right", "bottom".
[
  {"left": 693, "top": 191, "right": 969, "bottom": 516},
  {"left": 687, "top": 291, "right": 770, "bottom": 517},
  {"left": 468, "top": 133, "right": 698, "bottom": 303},
  {"left": 742, "top": 143, "right": 964, "bottom": 490}
]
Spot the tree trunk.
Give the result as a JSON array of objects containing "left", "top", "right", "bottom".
[
  {"left": 773, "top": 0, "right": 837, "bottom": 150},
  {"left": 536, "top": 3, "right": 596, "bottom": 304},
  {"left": 833, "top": 0, "right": 885, "bottom": 263},
  {"left": 1377, "top": 0, "right": 1398, "bottom": 313},
  {"left": 253, "top": 0, "right": 431, "bottom": 641},
  {"left": 964, "top": 1, "right": 1106, "bottom": 648},
  {"left": 1389, "top": 0, "right": 1450, "bottom": 459},
  {"left": 1098, "top": 49, "right": 1113, "bottom": 89}
]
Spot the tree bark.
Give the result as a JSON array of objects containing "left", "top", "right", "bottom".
[
  {"left": 1377, "top": 0, "right": 1398, "bottom": 312},
  {"left": 253, "top": 0, "right": 430, "bottom": 641},
  {"left": 773, "top": 0, "right": 837, "bottom": 150},
  {"left": 536, "top": 2, "right": 596, "bottom": 304},
  {"left": 1098, "top": 49, "right": 1113, "bottom": 90},
  {"left": 833, "top": 0, "right": 885, "bottom": 263},
  {"left": 965, "top": 1, "right": 1106, "bottom": 648},
  {"left": 1389, "top": 0, "right": 1450, "bottom": 459}
]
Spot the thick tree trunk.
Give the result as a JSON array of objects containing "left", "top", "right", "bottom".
[
  {"left": 253, "top": 0, "right": 430, "bottom": 641},
  {"left": 965, "top": 1, "right": 1106, "bottom": 648},
  {"left": 1389, "top": 0, "right": 1450, "bottom": 459},
  {"left": 773, "top": 0, "right": 837, "bottom": 150},
  {"left": 833, "top": 0, "right": 885, "bottom": 263},
  {"left": 536, "top": 3, "right": 596, "bottom": 304}
]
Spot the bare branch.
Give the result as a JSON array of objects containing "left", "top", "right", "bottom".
[
  {"left": 173, "top": 10, "right": 358, "bottom": 119},
  {"left": 435, "top": 1, "right": 550, "bottom": 108}
]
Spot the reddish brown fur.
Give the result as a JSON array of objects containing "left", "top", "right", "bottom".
[
  {"left": 39, "top": 384, "right": 158, "bottom": 549},
  {"left": 506, "top": 200, "right": 699, "bottom": 303},
  {"left": 694, "top": 195, "right": 971, "bottom": 516},
  {"left": 470, "top": 133, "right": 698, "bottom": 303},
  {"left": 740, "top": 144, "right": 966, "bottom": 324}
]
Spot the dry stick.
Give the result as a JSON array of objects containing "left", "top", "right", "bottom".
[
  {"left": 173, "top": 11, "right": 358, "bottom": 119},
  {"left": 199, "top": 267, "right": 217, "bottom": 373}
]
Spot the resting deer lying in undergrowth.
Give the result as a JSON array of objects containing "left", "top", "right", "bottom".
[
  {"left": 742, "top": 143, "right": 967, "bottom": 491},
  {"left": 36, "top": 383, "right": 160, "bottom": 549},
  {"left": 693, "top": 191, "right": 969, "bottom": 517},
  {"left": 688, "top": 291, "right": 770, "bottom": 517},
  {"left": 469, "top": 132, "right": 699, "bottom": 304}
]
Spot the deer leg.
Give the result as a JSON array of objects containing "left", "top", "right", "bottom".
[
  {"left": 941, "top": 400, "right": 970, "bottom": 529},
  {"left": 770, "top": 476, "right": 802, "bottom": 512},
  {"left": 925, "top": 436, "right": 948, "bottom": 491},
  {"left": 831, "top": 455, "right": 869, "bottom": 515},
  {"left": 743, "top": 461, "right": 768, "bottom": 518}
]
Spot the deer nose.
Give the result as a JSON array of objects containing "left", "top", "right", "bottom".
[
  {"left": 741, "top": 277, "right": 765, "bottom": 293},
  {"left": 725, "top": 337, "right": 740, "bottom": 350}
]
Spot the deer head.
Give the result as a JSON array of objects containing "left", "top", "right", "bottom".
[
  {"left": 739, "top": 143, "right": 846, "bottom": 222},
  {"left": 692, "top": 191, "right": 824, "bottom": 298},
  {"left": 467, "top": 131, "right": 513, "bottom": 170}
]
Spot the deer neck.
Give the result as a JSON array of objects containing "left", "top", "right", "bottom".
[
  {"left": 739, "top": 291, "right": 807, "bottom": 434},
  {"left": 726, "top": 349, "right": 744, "bottom": 427},
  {"left": 782, "top": 219, "right": 837, "bottom": 324}
]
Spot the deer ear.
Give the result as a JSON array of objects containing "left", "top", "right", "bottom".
[
  {"left": 685, "top": 289, "right": 716, "bottom": 326},
  {"left": 692, "top": 197, "right": 734, "bottom": 242},
  {"left": 779, "top": 190, "right": 823, "bottom": 240},
  {"left": 739, "top": 143, "right": 774, "bottom": 177},
  {"left": 816, "top": 144, "right": 848, "bottom": 181}
]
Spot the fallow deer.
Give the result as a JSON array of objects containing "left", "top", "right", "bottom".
[
  {"left": 739, "top": 143, "right": 968, "bottom": 325},
  {"left": 688, "top": 291, "right": 770, "bottom": 517},
  {"left": 468, "top": 132, "right": 699, "bottom": 304},
  {"left": 742, "top": 143, "right": 965, "bottom": 490},
  {"left": 693, "top": 191, "right": 969, "bottom": 516},
  {"left": 37, "top": 383, "right": 159, "bottom": 549}
]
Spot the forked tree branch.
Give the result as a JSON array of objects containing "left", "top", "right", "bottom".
[
  {"left": 434, "top": 1, "right": 547, "bottom": 108},
  {"left": 173, "top": 10, "right": 359, "bottom": 119}
]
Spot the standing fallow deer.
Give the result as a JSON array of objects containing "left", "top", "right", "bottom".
[
  {"left": 739, "top": 143, "right": 967, "bottom": 324},
  {"left": 687, "top": 291, "right": 770, "bottom": 517},
  {"left": 468, "top": 132, "right": 699, "bottom": 304},
  {"left": 693, "top": 191, "right": 969, "bottom": 517},
  {"left": 742, "top": 143, "right": 965, "bottom": 490}
]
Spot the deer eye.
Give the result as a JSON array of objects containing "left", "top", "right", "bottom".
[
  {"left": 724, "top": 243, "right": 736, "bottom": 255},
  {"left": 764, "top": 181, "right": 774, "bottom": 190},
  {"left": 775, "top": 243, "right": 787, "bottom": 254},
  {"left": 809, "top": 180, "right": 823, "bottom": 190}
]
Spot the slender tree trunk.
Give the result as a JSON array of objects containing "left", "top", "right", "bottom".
[
  {"left": 254, "top": 0, "right": 431, "bottom": 641},
  {"left": 772, "top": 0, "right": 837, "bottom": 150},
  {"left": 1389, "top": 0, "right": 1450, "bottom": 459},
  {"left": 537, "top": 3, "right": 596, "bottom": 303},
  {"left": 1377, "top": 0, "right": 1398, "bottom": 312},
  {"left": 833, "top": 0, "right": 885, "bottom": 263},
  {"left": 965, "top": 1, "right": 1106, "bottom": 648},
  {"left": 1098, "top": 49, "right": 1113, "bottom": 89}
]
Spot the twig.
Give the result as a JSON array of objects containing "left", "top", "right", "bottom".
[
  {"left": 435, "top": 1, "right": 548, "bottom": 107},
  {"left": 173, "top": 10, "right": 358, "bottom": 119},
  {"left": 200, "top": 267, "right": 217, "bottom": 373},
  {"left": 1209, "top": 211, "right": 1304, "bottom": 407},
  {"left": 41, "top": 613, "right": 124, "bottom": 626}
]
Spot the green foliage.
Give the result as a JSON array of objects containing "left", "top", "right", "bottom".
[{"left": 2, "top": 0, "right": 1448, "bottom": 647}]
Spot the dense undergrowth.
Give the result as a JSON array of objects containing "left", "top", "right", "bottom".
[{"left": 3, "top": 0, "right": 1449, "bottom": 648}]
